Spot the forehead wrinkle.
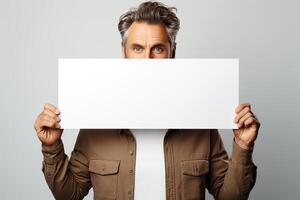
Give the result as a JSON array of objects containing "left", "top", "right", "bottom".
[
  {"left": 130, "top": 32, "right": 167, "bottom": 39},
  {"left": 128, "top": 23, "right": 168, "bottom": 38},
  {"left": 129, "top": 33, "right": 169, "bottom": 43}
]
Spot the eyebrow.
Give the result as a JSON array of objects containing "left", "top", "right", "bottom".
[
  {"left": 130, "top": 42, "right": 168, "bottom": 48},
  {"left": 130, "top": 43, "right": 145, "bottom": 48},
  {"left": 151, "top": 43, "right": 168, "bottom": 49}
]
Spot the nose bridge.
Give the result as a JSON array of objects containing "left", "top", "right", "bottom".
[{"left": 145, "top": 47, "right": 151, "bottom": 58}]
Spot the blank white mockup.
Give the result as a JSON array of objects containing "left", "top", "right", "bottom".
[{"left": 58, "top": 58, "right": 239, "bottom": 129}]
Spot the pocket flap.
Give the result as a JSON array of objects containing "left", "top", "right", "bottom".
[
  {"left": 181, "top": 159, "right": 209, "bottom": 176},
  {"left": 89, "top": 159, "right": 120, "bottom": 175}
]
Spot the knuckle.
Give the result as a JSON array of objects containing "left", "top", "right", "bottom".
[
  {"left": 44, "top": 121, "right": 50, "bottom": 127},
  {"left": 43, "top": 120, "right": 50, "bottom": 127},
  {"left": 43, "top": 115, "right": 48, "bottom": 120},
  {"left": 39, "top": 113, "right": 44, "bottom": 120},
  {"left": 245, "top": 106, "right": 250, "bottom": 112},
  {"left": 47, "top": 120, "right": 52, "bottom": 126},
  {"left": 40, "top": 120, "right": 46, "bottom": 127},
  {"left": 44, "top": 110, "right": 52, "bottom": 116},
  {"left": 42, "top": 109, "right": 48, "bottom": 115},
  {"left": 50, "top": 121, "right": 56, "bottom": 127}
]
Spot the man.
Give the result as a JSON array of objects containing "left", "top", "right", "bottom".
[{"left": 34, "top": 2, "right": 260, "bottom": 200}]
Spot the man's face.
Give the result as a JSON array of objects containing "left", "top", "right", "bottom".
[{"left": 123, "top": 22, "right": 171, "bottom": 59}]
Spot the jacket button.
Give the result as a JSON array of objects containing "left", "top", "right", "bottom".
[
  {"left": 129, "top": 169, "right": 133, "bottom": 173},
  {"left": 129, "top": 150, "right": 134, "bottom": 155}
]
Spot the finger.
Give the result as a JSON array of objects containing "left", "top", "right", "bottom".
[
  {"left": 43, "top": 114, "right": 56, "bottom": 126},
  {"left": 43, "top": 109, "right": 60, "bottom": 122},
  {"left": 35, "top": 113, "right": 46, "bottom": 130},
  {"left": 235, "top": 103, "right": 251, "bottom": 113},
  {"left": 41, "top": 114, "right": 60, "bottom": 128},
  {"left": 39, "top": 120, "right": 53, "bottom": 129},
  {"left": 44, "top": 103, "right": 60, "bottom": 115},
  {"left": 234, "top": 106, "right": 251, "bottom": 123},
  {"left": 35, "top": 114, "right": 55, "bottom": 133},
  {"left": 34, "top": 116, "right": 42, "bottom": 132},
  {"left": 244, "top": 117, "right": 255, "bottom": 127},
  {"left": 247, "top": 117, "right": 260, "bottom": 128},
  {"left": 238, "top": 112, "right": 253, "bottom": 127},
  {"left": 40, "top": 119, "right": 61, "bottom": 129}
]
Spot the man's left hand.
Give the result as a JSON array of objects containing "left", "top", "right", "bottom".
[{"left": 233, "top": 103, "right": 261, "bottom": 149}]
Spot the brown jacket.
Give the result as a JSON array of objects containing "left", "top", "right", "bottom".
[{"left": 41, "top": 129, "right": 257, "bottom": 200}]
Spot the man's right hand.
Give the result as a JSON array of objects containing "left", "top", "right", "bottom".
[{"left": 34, "top": 103, "right": 63, "bottom": 146}]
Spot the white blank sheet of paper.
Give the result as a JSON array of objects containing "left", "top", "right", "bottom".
[{"left": 58, "top": 58, "right": 239, "bottom": 129}]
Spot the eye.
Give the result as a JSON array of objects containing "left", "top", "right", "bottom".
[
  {"left": 133, "top": 46, "right": 142, "bottom": 53},
  {"left": 153, "top": 46, "right": 164, "bottom": 54}
]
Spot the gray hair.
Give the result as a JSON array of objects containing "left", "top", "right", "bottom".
[{"left": 118, "top": 1, "right": 180, "bottom": 51}]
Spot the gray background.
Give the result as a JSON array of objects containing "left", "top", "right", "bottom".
[{"left": 0, "top": 0, "right": 299, "bottom": 199}]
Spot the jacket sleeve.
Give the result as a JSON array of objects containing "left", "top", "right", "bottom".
[
  {"left": 207, "top": 129, "right": 257, "bottom": 200},
  {"left": 41, "top": 130, "right": 92, "bottom": 200}
]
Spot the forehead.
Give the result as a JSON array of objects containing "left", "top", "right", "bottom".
[{"left": 126, "top": 21, "right": 169, "bottom": 44}]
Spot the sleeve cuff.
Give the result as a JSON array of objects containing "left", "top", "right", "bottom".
[
  {"left": 231, "top": 139, "right": 254, "bottom": 165},
  {"left": 42, "top": 139, "right": 65, "bottom": 164}
]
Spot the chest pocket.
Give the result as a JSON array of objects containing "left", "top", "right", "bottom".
[
  {"left": 89, "top": 159, "right": 120, "bottom": 200},
  {"left": 181, "top": 159, "right": 209, "bottom": 200}
]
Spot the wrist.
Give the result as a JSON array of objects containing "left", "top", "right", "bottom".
[
  {"left": 232, "top": 139, "right": 254, "bottom": 165},
  {"left": 42, "top": 138, "right": 63, "bottom": 153},
  {"left": 42, "top": 139, "right": 61, "bottom": 147},
  {"left": 42, "top": 139, "right": 65, "bottom": 164},
  {"left": 234, "top": 137, "right": 254, "bottom": 150}
]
